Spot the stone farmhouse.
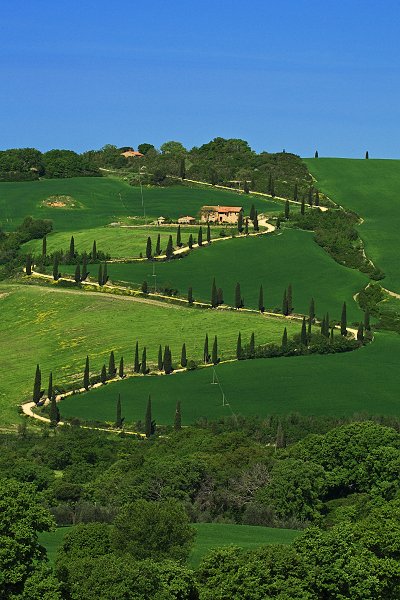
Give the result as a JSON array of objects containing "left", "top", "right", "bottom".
[
  {"left": 178, "top": 215, "right": 196, "bottom": 224},
  {"left": 200, "top": 205, "right": 243, "bottom": 224}
]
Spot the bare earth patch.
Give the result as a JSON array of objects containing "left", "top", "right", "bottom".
[{"left": 41, "top": 195, "right": 82, "bottom": 209}]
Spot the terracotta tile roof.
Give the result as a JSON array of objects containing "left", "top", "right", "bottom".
[{"left": 202, "top": 205, "right": 243, "bottom": 213}]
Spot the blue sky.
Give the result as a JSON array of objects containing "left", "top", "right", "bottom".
[{"left": 1, "top": 0, "right": 399, "bottom": 157}]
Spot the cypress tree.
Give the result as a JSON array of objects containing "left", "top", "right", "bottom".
[
  {"left": 253, "top": 210, "right": 259, "bottom": 231},
  {"left": 250, "top": 204, "right": 256, "bottom": 222},
  {"left": 146, "top": 236, "right": 152, "bottom": 259},
  {"left": 145, "top": 395, "right": 152, "bottom": 438},
  {"left": 308, "top": 317, "right": 312, "bottom": 341},
  {"left": 119, "top": 356, "right": 124, "bottom": 378},
  {"left": 33, "top": 364, "right": 41, "bottom": 404},
  {"left": 341, "top": 302, "right": 347, "bottom": 336},
  {"left": 301, "top": 197, "right": 305, "bottom": 215},
  {"left": 84, "top": 356, "right": 90, "bottom": 389},
  {"left": 308, "top": 186, "right": 313, "bottom": 207},
  {"left": 365, "top": 150, "right": 369, "bottom": 159},
  {"left": 203, "top": 334, "right": 210, "bottom": 363},
  {"left": 103, "top": 262, "right": 108, "bottom": 284},
  {"left": 249, "top": 332, "right": 255, "bottom": 359},
  {"left": 47, "top": 371, "right": 53, "bottom": 399},
  {"left": 284, "top": 200, "right": 290, "bottom": 219},
  {"left": 49, "top": 393, "right": 60, "bottom": 427},
  {"left": 243, "top": 180, "right": 249, "bottom": 194},
  {"left": 134, "top": 342, "right": 140, "bottom": 373},
  {"left": 81, "top": 254, "right": 88, "bottom": 281},
  {"left": 188, "top": 234, "right": 193, "bottom": 249},
  {"left": 174, "top": 400, "right": 182, "bottom": 431},
  {"left": 211, "top": 277, "right": 218, "bottom": 308},
  {"left": 25, "top": 254, "right": 32, "bottom": 276},
  {"left": 315, "top": 150, "right": 319, "bottom": 158},
  {"left": 207, "top": 222, "right": 211, "bottom": 244},
  {"left": 53, "top": 255, "right": 60, "bottom": 281},
  {"left": 115, "top": 394, "right": 123, "bottom": 428},
  {"left": 198, "top": 226, "right": 203, "bottom": 247},
  {"left": 282, "top": 289, "right": 288, "bottom": 316},
  {"left": 158, "top": 345, "right": 163, "bottom": 371},
  {"left": 364, "top": 308, "right": 371, "bottom": 331},
  {"left": 330, "top": 327, "right": 334, "bottom": 343},
  {"left": 244, "top": 218, "right": 249, "bottom": 235},
  {"left": 300, "top": 317, "right": 307, "bottom": 346},
  {"left": 315, "top": 190, "right": 320, "bottom": 206},
  {"left": 69, "top": 235, "right": 75, "bottom": 261},
  {"left": 180, "top": 157, "right": 186, "bottom": 179},
  {"left": 235, "top": 282, "right": 242, "bottom": 309},
  {"left": 164, "top": 345, "right": 173, "bottom": 374},
  {"left": 276, "top": 422, "right": 286, "bottom": 448},
  {"left": 293, "top": 182, "right": 298, "bottom": 202},
  {"left": 181, "top": 343, "right": 187, "bottom": 367},
  {"left": 141, "top": 347, "right": 147, "bottom": 374},
  {"left": 324, "top": 313, "right": 330, "bottom": 338},
  {"left": 217, "top": 287, "right": 224, "bottom": 305},
  {"left": 141, "top": 280, "right": 148, "bottom": 294},
  {"left": 236, "top": 332, "right": 243, "bottom": 360},
  {"left": 156, "top": 233, "right": 161, "bottom": 255},
  {"left": 100, "top": 364, "right": 107, "bottom": 384},
  {"left": 92, "top": 240, "right": 97, "bottom": 261},
  {"left": 357, "top": 323, "right": 364, "bottom": 342},
  {"left": 237, "top": 210, "right": 243, "bottom": 233},
  {"left": 176, "top": 225, "right": 182, "bottom": 247},
  {"left": 309, "top": 298, "right": 315, "bottom": 322},
  {"left": 98, "top": 264, "right": 103, "bottom": 286},
  {"left": 212, "top": 335, "right": 219, "bottom": 364},
  {"left": 74, "top": 263, "right": 81, "bottom": 284},
  {"left": 108, "top": 351, "right": 116, "bottom": 377},
  {"left": 188, "top": 286, "right": 194, "bottom": 304},
  {"left": 281, "top": 327, "right": 288, "bottom": 352},
  {"left": 42, "top": 236, "right": 47, "bottom": 257},
  {"left": 287, "top": 284, "right": 293, "bottom": 314},
  {"left": 166, "top": 235, "right": 174, "bottom": 258},
  {"left": 276, "top": 217, "right": 281, "bottom": 229},
  {"left": 320, "top": 315, "right": 326, "bottom": 336}
]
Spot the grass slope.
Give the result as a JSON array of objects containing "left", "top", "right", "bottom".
[
  {"left": 190, "top": 523, "right": 300, "bottom": 566},
  {"left": 0, "top": 284, "right": 298, "bottom": 424},
  {"left": 23, "top": 224, "right": 228, "bottom": 259},
  {"left": 38, "top": 524, "right": 299, "bottom": 567},
  {"left": 305, "top": 158, "right": 400, "bottom": 293},
  {"left": 60, "top": 332, "right": 400, "bottom": 425},
  {"left": 0, "top": 178, "right": 280, "bottom": 232},
  {"left": 57, "top": 229, "right": 367, "bottom": 323}
]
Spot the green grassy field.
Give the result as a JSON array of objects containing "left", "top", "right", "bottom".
[
  {"left": 23, "top": 224, "right": 233, "bottom": 259},
  {"left": 38, "top": 524, "right": 299, "bottom": 567},
  {"left": 189, "top": 523, "right": 300, "bottom": 566},
  {"left": 305, "top": 158, "right": 400, "bottom": 293},
  {"left": 0, "top": 177, "right": 280, "bottom": 232},
  {"left": 0, "top": 283, "right": 299, "bottom": 424},
  {"left": 60, "top": 332, "right": 400, "bottom": 425},
  {"left": 55, "top": 229, "right": 368, "bottom": 323}
]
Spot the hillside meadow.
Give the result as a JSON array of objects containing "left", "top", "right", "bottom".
[
  {"left": 0, "top": 283, "right": 299, "bottom": 425},
  {"left": 305, "top": 158, "right": 400, "bottom": 293},
  {"left": 59, "top": 331, "right": 400, "bottom": 426},
  {"left": 54, "top": 228, "right": 368, "bottom": 323},
  {"left": 0, "top": 177, "right": 280, "bottom": 232}
]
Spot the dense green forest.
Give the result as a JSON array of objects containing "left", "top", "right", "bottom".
[{"left": 2, "top": 418, "right": 400, "bottom": 599}]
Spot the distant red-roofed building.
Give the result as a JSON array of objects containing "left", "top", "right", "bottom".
[
  {"left": 200, "top": 205, "right": 243, "bottom": 224},
  {"left": 178, "top": 215, "right": 196, "bottom": 224},
  {"left": 121, "top": 149, "right": 144, "bottom": 158}
]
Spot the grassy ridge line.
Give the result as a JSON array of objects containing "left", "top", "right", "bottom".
[{"left": 305, "top": 158, "right": 400, "bottom": 293}]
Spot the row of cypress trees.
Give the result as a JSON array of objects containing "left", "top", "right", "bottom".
[{"left": 145, "top": 224, "right": 214, "bottom": 259}]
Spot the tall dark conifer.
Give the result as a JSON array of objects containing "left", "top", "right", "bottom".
[
  {"left": 282, "top": 289, "right": 288, "bottom": 316},
  {"left": 49, "top": 394, "right": 60, "bottom": 427},
  {"left": 203, "top": 334, "right": 210, "bottom": 363},
  {"left": 236, "top": 332, "right": 243, "bottom": 360},
  {"left": 198, "top": 226, "right": 203, "bottom": 247},
  {"left": 212, "top": 336, "right": 219, "bottom": 364},
  {"left": 308, "top": 187, "right": 313, "bottom": 206},
  {"left": 145, "top": 395, "right": 153, "bottom": 438},
  {"left": 103, "top": 262, "right": 108, "bottom": 284},
  {"left": 249, "top": 332, "right": 255, "bottom": 359},
  {"left": 188, "top": 234, "right": 193, "bottom": 249},
  {"left": 235, "top": 282, "right": 242, "bottom": 309},
  {"left": 300, "top": 317, "right": 307, "bottom": 346},
  {"left": 315, "top": 150, "right": 319, "bottom": 158},
  {"left": 217, "top": 288, "right": 224, "bottom": 305},
  {"left": 281, "top": 327, "right": 288, "bottom": 352},
  {"left": 74, "top": 263, "right": 81, "bottom": 284},
  {"left": 53, "top": 255, "right": 60, "bottom": 281},
  {"left": 250, "top": 204, "right": 256, "bottom": 221},
  {"left": 158, "top": 345, "right": 163, "bottom": 371},
  {"left": 108, "top": 351, "right": 116, "bottom": 377},
  {"left": 181, "top": 343, "right": 187, "bottom": 367},
  {"left": 244, "top": 218, "right": 249, "bottom": 235},
  {"left": 258, "top": 284, "right": 264, "bottom": 312},
  {"left": 146, "top": 236, "right": 152, "bottom": 259},
  {"left": 188, "top": 286, "right": 194, "bottom": 304},
  {"left": 166, "top": 235, "right": 173, "bottom": 258},
  {"left": 25, "top": 255, "right": 32, "bottom": 276},
  {"left": 100, "top": 364, "right": 107, "bottom": 384},
  {"left": 287, "top": 284, "right": 293, "bottom": 314},
  {"left": 207, "top": 223, "right": 211, "bottom": 244},
  {"left": 237, "top": 211, "right": 243, "bottom": 233},
  {"left": 42, "top": 236, "right": 47, "bottom": 257},
  {"left": 156, "top": 233, "right": 161, "bottom": 255},
  {"left": 176, "top": 225, "right": 182, "bottom": 247},
  {"left": 357, "top": 323, "right": 364, "bottom": 342},
  {"left": 69, "top": 235, "right": 75, "bottom": 261},
  {"left": 134, "top": 342, "right": 140, "bottom": 373},
  {"left": 284, "top": 200, "right": 290, "bottom": 219},
  {"left": 141, "top": 347, "right": 147, "bottom": 374},
  {"left": 81, "top": 254, "right": 88, "bottom": 281},
  {"left": 119, "top": 356, "right": 124, "bottom": 378},
  {"left": 364, "top": 308, "right": 371, "bottom": 331},
  {"left": 92, "top": 240, "right": 97, "bottom": 261},
  {"left": 341, "top": 302, "right": 347, "bottom": 336},
  {"left": 33, "top": 364, "right": 41, "bottom": 404},
  {"left": 115, "top": 394, "right": 123, "bottom": 428},
  {"left": 98, "top": 264, "right": 103, "bottom": 286},
  {"left": 84, "top": 356, "right": 90, "bottom": 390},
  {"left": 309, "top": 298, "right": 315, "bottom": 323},
  {"left": 211, "top": 277, "right": 218, "bottom": 308},
  {"left": 315, "top": 190, "right": 320, "bottom": 206}
]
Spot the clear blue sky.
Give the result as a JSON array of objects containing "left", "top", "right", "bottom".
[{"left": 1, "top": 0, "right": 399, "bottom": 157}]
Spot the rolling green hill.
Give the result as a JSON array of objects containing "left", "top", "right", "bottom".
[
  {"left": 305, "top": 158, "right": 400, "bottom": 293},
  {"left": 54, "top": 228, "right": 368, "bottom": 323},
  {"left": 0, "top": 283, "right": 299, "bottom": 425},
  {"left": 59, "top": 332, "right": 399, "bottom": 426},
  {"left": 0, "top": 177, "right": 280, "bottom": 232}
]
